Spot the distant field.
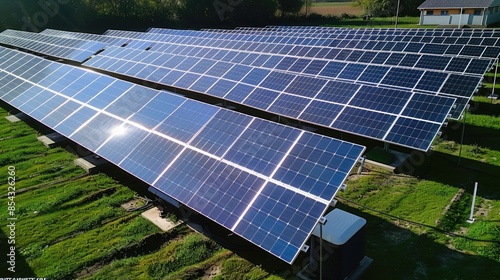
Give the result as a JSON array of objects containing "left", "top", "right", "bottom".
[{"left": 303, "top": 1, "right": 363, "bottom": 16}]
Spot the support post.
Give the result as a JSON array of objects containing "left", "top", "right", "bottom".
[
  {"left": 320, "top": 222, "right": 323, "bottom": 280},
  {"left": 318, "top": 217, "right": 327, "bottom": 280},
  {"left": 458, "top": 8, "right": 463, "bottom": 28},
  {"left": 384, "top": 142, "right": 389, "bottom": 152},
  {"left": 490, "top": 58, "right": 498, "bottom": 102},
  {"left": 357, "top": 157, "right": 366, "bottom": 175},
  {"left": 395, "top": 0, "right": 401, "bottom": 28},
  {"left": 483, "top": 8, "right": 486, "bottom": 26},
  {"left": 467, "top": 182, "right": 478, "bottom": 223},
  {"left": 458, "top": 104, "right": 468, "bottom": 166}
]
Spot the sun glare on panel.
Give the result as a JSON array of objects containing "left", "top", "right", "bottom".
[{"left": 110, "top": 124, "right": 127, "bottom": 137}]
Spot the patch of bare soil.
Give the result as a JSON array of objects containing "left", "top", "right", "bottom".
[
  {"left": 436, "top": 188, "right": 465, "bottom": 225},
  {"left": 201, "top": 264, "right": 222, "bottom": 280}
]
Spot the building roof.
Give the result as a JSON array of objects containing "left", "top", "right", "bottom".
[{"left": 418, "top": 0, "right": 500, "bottom": 9}]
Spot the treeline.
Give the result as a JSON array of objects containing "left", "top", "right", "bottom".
[
  {"left": 357, "top": 0, "right": 424, "bottom": 17},
  {"left": 0, "top": 0, "right": 316, "bottom": 33},
  {"left": 0, "top": 0, "right": 423, "bottom": 33}
]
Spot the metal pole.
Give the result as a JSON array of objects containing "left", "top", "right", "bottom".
[
  {"left": 395, "top": 0, "right": 401, "bottom": 28},
  {"left": 458, "top": 105, "right": 468, "bottom": 166},
  {"left": 458, "top": 8, "right": 463, "bottom": 28},
  {"left": 319, "top": 222, "right": 323, "bottom": 280},
  {"left": 492, "top": 59, "right": 498, "bottom": 102},
  {"left": 467, "top": 182, "right": 478, "bottom": 223}
]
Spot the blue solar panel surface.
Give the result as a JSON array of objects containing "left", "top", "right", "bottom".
[
  {"left": 0, "top": 29, "right": 106, "bottom": 62},
  {"left": 0, "top": 46, "right": 365, "bottom": 264},
  {"left": 83, "top": 46, "right": 456, "bottom": 151},
  {"left": 75, "top": 29, "right": 483, "bottom": 119}
]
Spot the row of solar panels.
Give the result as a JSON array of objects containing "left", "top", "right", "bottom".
[
  {"left": 87, "top": 29, "right": 485, "bottom": 119},
  {"left": 145, "top": 28, "right": 500, "bottom": 59},
  {"left": 83, "top": 45, "right": 455, "bottom": 151},
  {"left": 52, "top": 29, "right": 488, "bottom": 116},
  {"left": 0, "top": 29, "right": 106, "bottom": 62},
  {"left": 206, "top": 27, "right": 500, "bottom": 47},
  {"left": 1, "top": 29, "right": 485, "bottom": 115},
  {"left": 159, "top": 27, "right": 500, "bottom": 46},
  {"left": 95, "top": 29, "right": 493, "bottom": 76},
  {"left": 40, "top": 28, "right": 500, "bottom": 61},
  {"left": 0, "top": 46, "right": 365, "bottom": 264},
  {"left": 241, "top": 26, "right": 500, "bottom": 37}
]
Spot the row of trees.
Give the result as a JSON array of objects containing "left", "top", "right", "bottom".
[
  {"left": 0, "top": 0, "right": 312, "bottom": 32},
  {"left": 0, "top": 0, "right": 424, "bottom": 32},
  {"left": 357, "top": 0, "right": 423, "bottom": 17}
]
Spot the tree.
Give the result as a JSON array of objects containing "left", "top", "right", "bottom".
[
  {"left": 277, "top": 0, "right": 304, "bottom": 17},
  {"left": 357, "top": 0, "right": 423, "bottom": 17},
  {"left": 232, "top": 0, "right": 278, "bottom": 25},
  {"left": 178, "top": 0, "right": 278, "bottom": 27},
  {"left": 178, "top": 0, "right": 220, "bottom": 26}
]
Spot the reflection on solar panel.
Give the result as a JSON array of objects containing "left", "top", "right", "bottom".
[
  {"left": 81, "top": 29, "right": 484, "bottom": 119},
  {"left": 0, "top": 46, "right": 365, "bottom": 264},
  {"left": 0, "top": 29, "right": 106, "bottom": 62},
  {"left": 83, "top": 46, "right": 456, "bottom": 151}
]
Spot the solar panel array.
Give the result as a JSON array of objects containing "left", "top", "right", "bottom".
[
  {"left": 95, "top": 31, "right": 486, "bottom": 119},
  {"left": 0, "top": 46, "right": 365, "bottom": 264},
  {"left": 0, "top": 27, "right": 489, "bottom": 152},
  {"left": 89, "top": 29, "right": 487, "bottom": 118},
  {"left": 228, "top": 26, "right": 500, "bottom": 41},
  {"left": 0, "top": 29, "right": 106, "bottom": 62},
  {"left": 252, "top": 27, "right": 500, "bottom": 37},
  {"left": 83, "top": 46, "right": 456, "bottom": 151},
  {"left": 9, "top": 27, "right": 472, "bottom": 150},
  {"left": 1, "top": 25, "right": 495, "bottom": 265},
  {"left": 98, "top": 29, "right": 494, "bottom": 76},
  {"left": 152, "top": 28, "right": 500, "bottom": 59}
]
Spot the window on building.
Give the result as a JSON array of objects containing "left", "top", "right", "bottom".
[
  {"left": 495, "top": 6, "right": 499, "bottom": 13},
  {"left": 426, "top": 10, "right": 434, "bottom": 15},
  {"left": 441, "top": 10, "right": 449, "bottom": 15},
  {"left": 474, "top": 9, "right": 482, "bottom": 15}
]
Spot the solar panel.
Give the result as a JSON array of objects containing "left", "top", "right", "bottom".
[
  {"left": 148, "top": 27, "right": 500, "bottom": 57},
  {"left": 0, "top": 30, "right": 106, "bottom": 62},
  {"left": 41, "top": 29, "right": 494, "bottom": 76},
  {"left": 0, "top": 46, "right": 365, "bottom": 264},
  {"left": 83, "top": 46, "right": 456, "bottom": 151},
  {"left": 0, "top": 29, "right": 482, "bottom": 123},
  {"left": 116, "top": 30, "right": 496, "bottom": 75}
]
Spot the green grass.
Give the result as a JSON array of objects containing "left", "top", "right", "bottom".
[{"left": 341, "top": 171, "right": 458, "bottom": 226}]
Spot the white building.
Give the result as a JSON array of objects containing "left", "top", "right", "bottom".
[{"left": 418, "top": 0, "right": 500, "bottom": 26}]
